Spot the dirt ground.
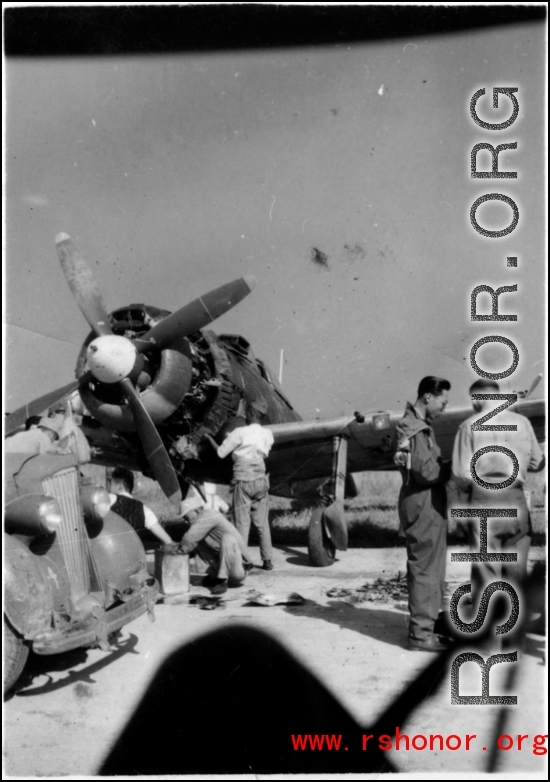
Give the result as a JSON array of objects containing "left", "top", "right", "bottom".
[{"left": 3, "top": 543, "right": 547, "bottom": 778}]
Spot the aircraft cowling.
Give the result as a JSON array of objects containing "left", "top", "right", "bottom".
[{"left": 75, "top": 311, "right": 194, "bottom": 433}]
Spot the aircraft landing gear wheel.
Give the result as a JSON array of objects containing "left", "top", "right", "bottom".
[
  {"left": 308, "top": 507, "right": 336, "bottom": 567},
  {"left": 4, "top": 616, "right": 29, "bottom": 694}
]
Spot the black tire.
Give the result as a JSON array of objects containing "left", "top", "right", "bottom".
[
  {"left": 4, "top": 616, "right": 29, "bottom": 694},
  {"left": 307, "top": 507, "right": 336, "bottom": 567}
]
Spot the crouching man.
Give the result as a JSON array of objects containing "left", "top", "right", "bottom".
[
  {"left": 179, "top": 496, "right": 250, "bottom": 595},
  {"left": 108, "top": 466, "right": 176, "bottom": 549}
]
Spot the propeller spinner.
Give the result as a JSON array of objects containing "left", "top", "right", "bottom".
[{"left": 86, "top": 335, "right": 138, "bottom": 384}]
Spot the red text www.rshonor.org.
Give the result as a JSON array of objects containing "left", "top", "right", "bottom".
[{"left": 290, "top": 730, "right": 548, "bottom": 754}]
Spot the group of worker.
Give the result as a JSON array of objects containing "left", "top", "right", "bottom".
[
  {"left": 395, "top": 375, "right": 544, "bottom": 652},
  {"left": 5, "top": 380, "right": 544, "bottom": 637},
  {"left": 108, "top": 396, "right": 275, "bottom": 596},
  {"left": 121, "top": 373, "right": 543, "bottom": 634}
]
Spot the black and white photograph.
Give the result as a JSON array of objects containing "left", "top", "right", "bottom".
[{"left": 3, "top": 4, "right": 547, "bottom": 778}]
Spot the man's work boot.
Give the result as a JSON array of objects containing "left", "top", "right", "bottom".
[
  {"left": 262, "top": 560, "right": 274, "bottom": 571},
  {"left": 408, "top": 635, "right": 448, "bottom": 652},
  {"left": 211, "top": 580, "right": 228, "bottom": 595}
]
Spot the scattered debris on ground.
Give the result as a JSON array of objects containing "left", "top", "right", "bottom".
[
  {"left": 189, "top": 595, "right": 227, "bottom": 610},
  {"left": 245, "top": 590, "right": 306, "bottom": 607},
  {"left": 327, "top": 572, "right": 408, "bottom": 606}
]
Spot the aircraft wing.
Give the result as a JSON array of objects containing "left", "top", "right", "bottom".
[{"left": 265, "top": 398, "right": 545, "bottom": 496}]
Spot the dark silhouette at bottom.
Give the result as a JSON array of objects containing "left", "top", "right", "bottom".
[{"left": 100, "top": 625, "right": 402, "bottom": 775}]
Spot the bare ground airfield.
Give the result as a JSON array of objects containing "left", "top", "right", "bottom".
[{"left": 3, "top": 538, "right": 546, "bottom": 778}]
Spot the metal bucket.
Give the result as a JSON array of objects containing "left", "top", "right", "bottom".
[{"left": 154, "top": 550, "right": 190, "bottom": 595}]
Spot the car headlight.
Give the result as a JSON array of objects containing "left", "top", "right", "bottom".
[
  {"left": 81, "top": 485, "right": 112, "bottom": 521},
  {"left": 5, "top": 494, "right": 62, "bottom": 536}
]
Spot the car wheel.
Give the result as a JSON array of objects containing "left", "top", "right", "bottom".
[
  {"left": 4, "top": 616, "right": 30, "bottom": 694},
  {"left": 307, "top": 507, "right": 336, "bottom": 567}
]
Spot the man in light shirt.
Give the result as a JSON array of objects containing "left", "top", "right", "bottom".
[
  {"left": 448, "top": 378, "right": 545, "bottom": 589},
  {"left": 206, "top": 397, "right": 275, "bottom": 570},
  {"left": 188, "top": 482, "right": 230, "bottom": 514}
]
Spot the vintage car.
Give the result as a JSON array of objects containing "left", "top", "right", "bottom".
[{"left": 4, "top": 452, "right": 159, "bottom": 693}]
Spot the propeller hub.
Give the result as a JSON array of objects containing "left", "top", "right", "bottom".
[{"left": 86, "top": 335, "right": 137, "bottom": 384}]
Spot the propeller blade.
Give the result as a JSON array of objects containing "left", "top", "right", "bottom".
[
  {"left": 56, "top": 233, "right": 113, "bottom": 337},
  {"left": 135, "top": 276, "right": 256, "bottom": 353},
  {"left": 5, "top": 373, "right": 92, "bottom": 436},
  {"left": 119, "top": 378, "right": 182, "bottom": 505}
]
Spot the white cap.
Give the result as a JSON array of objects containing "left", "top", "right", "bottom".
[{"left": 180, "top": 496, "right": 205, "bottom": 518}]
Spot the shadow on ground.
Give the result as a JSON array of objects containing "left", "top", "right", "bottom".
[
  {"left": 284, "top": 598, "right": 410, "bottom": 649},
  {"left": 9, "top": 633, "right": 140, "bottom": 699}
]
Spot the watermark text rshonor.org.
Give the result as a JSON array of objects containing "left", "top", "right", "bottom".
[{"left": 450, "top": 86, "right": 524, "bottom": 705}]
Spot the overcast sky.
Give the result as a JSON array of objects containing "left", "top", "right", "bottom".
[{"left": 4, "top": 19, "right": 545, "bottom": 419}]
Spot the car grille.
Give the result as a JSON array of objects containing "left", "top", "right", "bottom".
[{"left": 42, "top": 467, "right": 102, "bottom": 600}]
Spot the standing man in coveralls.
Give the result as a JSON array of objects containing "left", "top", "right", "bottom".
[
  {"left": 395, "top": 376, "right": 451, "bottom": 652},
  {"left": 108, "top": 466, "right": 177, "bottom": 550},
  {"left": 206, "top": 396, "right": 275, "bottom": 570}
]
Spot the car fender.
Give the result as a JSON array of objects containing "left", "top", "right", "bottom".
[
  {"left": 86, "top": 511, "right": 149, "bottom": 599},
  {"left": 4, "top": 534, "right": 54, "bottom": 638}
]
